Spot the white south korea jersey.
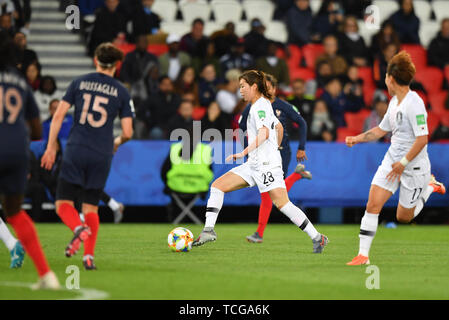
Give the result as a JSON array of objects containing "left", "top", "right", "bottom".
[
  {"left": 246, "top": 96, "right": 282, "bottom": 169},
  {"left": 378, "top": 90, "right": 430, "bottom": 173}
]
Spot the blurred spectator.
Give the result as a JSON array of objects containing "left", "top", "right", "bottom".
[
  {"left": 243, "top": 18, "right": 270, "bottom": 59},
  {"left": 34, "top": 76, "right": 63, "bottom": 117},
  {"left": 166, "top": 99, "right": 194, "bottom": 138},
  {"left": 314, "top": 60, "right": 333, "bottom": 91},
  {"left": 370, "top": 20, "right": 401, "bottom": 60},
  {"left": 180, "top": 18, "right": 208, "bottom": 58},
  {"left": 201, "top": 101, "right": 228, "bottom": 138},
  {"left": 198, "top": 63, "right": 221, "bottom": 107},
  {"left": 363, "top": 95, "right": 390, "bottom": 142},
  {"left": 216, "top": 69, "right": 242, "bottom": 118},
  {"left": 192, "top": 39, "right": 221, "bottom": 79},
  {"left": 159, "top": 34, "right": 192, "bottom": 81},
  {"left": 78, "top": 0, "right": 105, "bottom": 17},
  {"left": 174, "top": 66, "right": 199, "bottom": 106},
  {"left": 308, "top": 99, "right": 336, "bottom": 141},
  {"left": 220, "top": 38, "right": 254, "bottom": 74},
  {"left": 341, "top": 0, "right": 371, "bottom": 20},
  {"left": 255, "top": 41, "right": 290, "bottom": 88},
  {"left": 13, "top": 31, "right": 38, "bottom": 73},
  {"left": 210, "top": 22, "right": 238, "bottom": 57},
  {"left": 287, "top": 78, "right": 315, "bottom": 125},
  {"left": 42, "top": 99, "right": 73, "bottom": 141},
  {"left": 120, "top": 34, "right": 159, "bottom": 105},
  {"left": 139, "top": 76, "right": 182, "bottom": 139},
  {"left": 427, "top": 18, "right": 449, "bottom": 70},
  {"left": 132, "top": 0, "right": 161, "bottom": 40},
  {"left": 286, "top": 0, "right": 313, "bottom": 48},
  {"left": 373, "top": 42, "right": 399, "bottom": 90},
  {"left": 389, "top": 0, "right": 420, "bottom": 44},
  {"left": 310, "top": 0, "right": 344, "bottom": 43},
  {"left": 342, "top": 65, "right": 365, "bottom": 109},
  {"left": 321, "top": 77, "right": 361, "bottom": 127},
  {"left": 88, "top": 0, "right": 126, "bottom": 56},
  {"left": 337, "top": 15, "right": 370, "bottom": 67},
  {"left": 11, "top": 0, "right": 31, "bottom": 31},
  {"left": 315, "top": 34, "right": 348, "bottom": 77},
  {"left": 24, "top": 61, "right": 40, "bottom": 91},
  {"left": 274, "top": 0, "right": 295, "bottom": 20},
  {"left": 0, "top": 10, "right": 14, "bottom": 37},
  {"left": 431, "top": 122, "right": 449, "bottom": 142}
]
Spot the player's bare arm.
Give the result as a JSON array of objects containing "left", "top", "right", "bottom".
[
  {"left": 345, "top": 126, "right": 388, "bottom": 147},
  {"left": 275, "top": 122, "right": 283, "bottom": 148},
  {"left": 114, "top": 117, "right": 134, "bottom": 153},
  {"left": 41, "top": 100, "right": 71, "bottom": 170},
  {"left": 386, "top": 134, "right": 428, "bottom": 182},
  {"left": 226, "top": 126, "right": 269, "bottom": 162}
]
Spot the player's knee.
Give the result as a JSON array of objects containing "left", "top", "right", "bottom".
[
  {"left": 396, "top": 214, "right": 411, "bottom": 224},
  {"left": 366, "top": 201, "right": 382, "bottom": 214}
]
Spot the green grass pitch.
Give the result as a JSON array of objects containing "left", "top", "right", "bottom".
[{"left": 0, "top": 223, "right": 448, "bottom": 300}]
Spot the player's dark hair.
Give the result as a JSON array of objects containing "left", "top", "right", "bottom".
[
  {"left": 239, "top": 70, "right": 273, "bottom": 100},
  {"left": 265, "top": 73, "right": 278, "bottom": 89},
  {"left": 94, "top": 42, "right": 124, "bottom": 69},
  {"left": 0, "top": 30, "right": 16, "bottom": 70},
  {"left": 387, "top": 50, "right": 415, "bottom": 86}
]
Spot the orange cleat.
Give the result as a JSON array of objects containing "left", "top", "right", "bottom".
[
  {"left": 429, "top": 175, "right": 446, "bottom": 195},
  {"left": 346, "top": 254, "right": 370, "bottom": 266}
]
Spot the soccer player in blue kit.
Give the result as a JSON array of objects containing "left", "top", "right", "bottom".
[
  {"left": 239, "top": 74, "right": 312, "bottom": 243},
  {"left": 0, "top": 31, "right": 60, "bottom": 289},
  {"left": 41, "top": 43, "right": 134, "bottom": 270}
]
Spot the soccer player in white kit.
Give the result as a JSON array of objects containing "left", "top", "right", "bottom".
[
  {"left": 192, "top": 70, "right": 329, "bottom": 253},
  {"left": 345, "top": 51, "right": 446, "bottom": 265}
]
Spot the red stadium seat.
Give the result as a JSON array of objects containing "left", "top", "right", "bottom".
[
  {"left": 115, "top": 42, "right": 136, "bottom": 56},
  {"left": 426, "top": 111, "right": 440, "bottom": 136},
  {"left": 336, "top": 127, "right": 359, "bottom": 142},
  {"left": 344, "top": 109, "right": 371, "bottom": 134},
  {"left": 192, "top": 107, "right": 206, "bottom": 120},
  {"left": 415, "top": 67, "right": 444, "bottom": 94},
  {"left": 287, "top": 44, "right": 302, "bottom": 71},
  {"left": 428, "top": 90, "right": 448, "bottom": 115},
  {"left": 363, "top": 85, "right": 376, "bottom": 106},
  {"left": 290, "top": 67, "right": 315, "bottom": 81},
  {"left": 445, "top": 65, "right": 449, "bottom": 83},
  {"left": 302, "top": 44, "right": 324, "bottom": 69},
  {"left": 147, "top": 44, "right": 168, "bottom": 56},
  {"left": 400, "top": 44, "right": 427, "bottom": 69},
  {"left": 436, "top": 139, "right": 449, "bottom": 143},
  {"left": 357, "top": 66, "right": 375, "bottom": 88}
]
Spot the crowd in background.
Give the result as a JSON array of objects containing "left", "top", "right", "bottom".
[{"left": 2, "top": 0, "right": 449, "bottom": 143}]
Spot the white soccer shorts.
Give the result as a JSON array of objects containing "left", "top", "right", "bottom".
[{"left": 230, "top": 161, "right": 286, "bottom": 193}]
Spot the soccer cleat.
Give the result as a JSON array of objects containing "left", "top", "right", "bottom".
[
  {"left": 31, "top": 271, "right": 60, "bottom": 290},
  {"left": 312, "top": 234, "right": 329, "bottom": 253},
  {"left": 192, "top": 227, "right": 217, "bottom": 247},
  {"left": 9, "top": 241, "right": 25, "bottom": 269},
  {"left": 346, "top": 254, "right": 370, "bottom": 266},
  {"left": 113, "top": 203, "right": 125, "bottom": 224},
  {"left": 246, "top": 232, "right": 263, "bottom": 243},
  {"left": 294, "top": 163, "right": 312, "bottom": 180},
  {"left": 429, "top": 174, "right": 446, "bottom": 195},
  {"left": 83, "top": 255, "right": 97, "bottom": 270},
  {"left": 65, "top": 226, "right": 91, "bottom": 258}
]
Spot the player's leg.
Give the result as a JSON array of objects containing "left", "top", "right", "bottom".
[
  {"left": 0, "top": 214, "right": 24, "bottom": 268},
  {"left": 81, "top": 203, "right": 99, "bottom": 270},
  {"left": 100, "top": 191, "right": 124, "bottom": 224},
  {"left": 193, "top": 170, "right": 251, "bottom": 246},
  {"left": 411, "top": 174, "right": 446, "bottom": 220},
  {"left": 347, "top": 184, "right": 393, "bottom": 265},
  {"left": 284, "top": 164, "right": 312, "bottom": 190},
  {"left": 2, "top": 194, "right": 59, "bottom": 288}
]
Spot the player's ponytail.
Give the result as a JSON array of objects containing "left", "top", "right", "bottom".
[
  {"left": 239, "top": 70, "right": 273, "bottom": 100},
  {"left": 94, "top": 42, "right": 124, "bottom": 69}
]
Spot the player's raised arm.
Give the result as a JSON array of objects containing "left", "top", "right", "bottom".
[
  {"left": 226, "top": 125, "right": 269, "bottom": 162},
  {"left": 275, "top": 121, "right": 283, "bottom": 148},
  {"left": 345, "top": 126, "right": 389, "bottom": 147}
]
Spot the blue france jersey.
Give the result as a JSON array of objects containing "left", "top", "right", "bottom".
[
  {"left": 62, "top": 72, "right": 134, "bottom": 155},
  {"left": 0, "top": 67, "right": 40, "bottom": 155}
]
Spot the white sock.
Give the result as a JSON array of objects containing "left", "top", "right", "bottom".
[
  {"left": 279, "top": 202, "right": 320, "bottom": 240},
  {"left": 413, "top": 185, "right": 434, "bottom": 218},
  {"left": 0, "top": 217, "right": 18, "bottom": 251},
  {"left": 358, "top": 211, "right": 379, "bottom": 257},
  {"left": 108, "top": 198, "right": 121, "bottom": 211},
  {"left": 204, "top": 187, "right": 224, "bottom": 229}
]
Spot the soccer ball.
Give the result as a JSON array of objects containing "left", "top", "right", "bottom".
[{"left": 168, "top": 227, "right": 194, "bottom": 252}]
